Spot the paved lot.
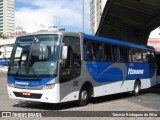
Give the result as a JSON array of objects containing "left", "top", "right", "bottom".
[{"left": 0, "top": 72, "right": 160, "bottom": 120}]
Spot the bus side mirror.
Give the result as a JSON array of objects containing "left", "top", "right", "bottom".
[
  {"left": 62, "top": 46, "right": 68, "bottom": 60},
  {"left": 61, "top": 46, "right": 74, "bottom": 79},
  {"left": 61, "top": 46, "right": 69, "bottom": 69}
]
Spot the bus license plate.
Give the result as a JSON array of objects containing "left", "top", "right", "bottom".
[{"left": 22, "top": 92, "right": 31, "bottom": 96}]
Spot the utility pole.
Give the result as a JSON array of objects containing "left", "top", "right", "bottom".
[{"left": 82, "top": 0, "right": 84, "bottom": 33}]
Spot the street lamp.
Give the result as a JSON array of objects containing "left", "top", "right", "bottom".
[{"left": 82, "top": 0, "right": 84, "bottom": 33}]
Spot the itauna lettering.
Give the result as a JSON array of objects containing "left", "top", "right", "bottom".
[
  {"left": 128, "top": 68, "right": 144, "bottom": 75},
  {"left": 15, "top": 82, "right": 29, "bottom": 85}
]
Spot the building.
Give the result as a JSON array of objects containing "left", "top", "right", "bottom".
[
  {"left": 148, "top": 27, "right": 160, "bottom": 52},
  {"left": 0, "top": 37, "right": 16, "bottom": 60},
  {"left": 35, "top": 26, "right": 65, "bottom": 33},
  {"left": 148, "top": 38, "right": 160, "bottom": 52},
  {"left": 8, "top": 26, "right": 26, "bottom": 38},
  {"left": 90, "top": 0, "right": 107, "bottom": 35},
  {"left": 0, "top": 37, "right": 16, "bottom": 71},
  {"left": 0, "top": 0, "right": 15, "bottom": 35},
  {"left": 48, "top": 26, "right": 65, "bottom": 32}
]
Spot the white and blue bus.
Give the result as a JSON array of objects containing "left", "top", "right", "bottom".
[{"left": 7, "top": 32, "right": 157, "bottom": 106}]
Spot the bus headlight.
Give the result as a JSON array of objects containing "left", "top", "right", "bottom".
[
  {"left": 42, "top": 83, "right": 55, "bottom": 90},
  {"left": 8, "top": 81, "right": 14, "bottom": 88}
]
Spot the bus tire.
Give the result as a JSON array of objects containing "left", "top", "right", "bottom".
[
  {"left": 78, "top": 87, "right": 89, "bottom": 106},
  {"left": 133, "top": 80, "right": 140, "bottom": 96}
]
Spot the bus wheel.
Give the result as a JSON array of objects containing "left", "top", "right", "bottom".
[
  {"left": 78, "top": 87, "right": 89, "bottom": 106},
  {"left": 133, "top": 81, "right": 140, "bottom": 96}
]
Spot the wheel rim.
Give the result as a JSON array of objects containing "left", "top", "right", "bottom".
[
  {"left": 81, "top": 90, "right": 88, "bottom": 101},
  {"left": 135, "top": 84, "right": 139, "bottom": 93}
]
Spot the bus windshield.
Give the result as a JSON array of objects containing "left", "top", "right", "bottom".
[{"left": 8, "top": 34, "right": 60, "bottom": 77}]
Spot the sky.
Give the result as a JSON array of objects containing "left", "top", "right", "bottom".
[
  {"left": 14, "top": 0, "right": 160, "bottom": 38},
  {"left": 15, "top": 0, "right": 90, "bottom": 34}
]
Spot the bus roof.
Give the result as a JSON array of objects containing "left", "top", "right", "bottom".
[
  {"left": 17, "top": 31, "right": 81, "bottom": 38},
  {"left": 15, "top": 31, "right": 154, "bottom": 51},
  {"left": 83, "top": 33, "right": 154, "bottom": 51}
]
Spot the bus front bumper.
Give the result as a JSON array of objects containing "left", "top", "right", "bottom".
[{"left": 7, "top": 84, "right": 60, "bottom": 103}]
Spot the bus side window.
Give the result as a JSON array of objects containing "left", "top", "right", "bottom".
[
  {"left": 142, "top": 51, "right": 150, "bottom": 63},
  {"left": 119, "top": 47, "right": 128, "bottom": 62},
  {"left": 83, "top": 40, "right": 88, "bottom": 60},
  {"left": 88, "top": 41, "right": 96, "bottom": 61},
  {"left": 112, "top": 45, "right": 120, "bottom": 62},
  {"left": 84, "top": 40, "right": 93, "bottom": 61},
  {"left": 132, "top": 49, "right": 142, "bottom": 63},
  {"left": 151, "top": 52, "right": 156, "bottom": 63},
  {"left": 104, "top": 44, "right": 112, "bottom": 61},
  {"left": 95, "top": 42, "right": 103, "bottom": 61},
  {"left": 128, "top": 48, "right": 132, "bottom": 62},
  {"left": 84, "top": 40, "right": 102, "bottom": 61}
]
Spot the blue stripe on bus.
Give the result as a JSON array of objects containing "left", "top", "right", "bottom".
[
  {"left": 86, "top": 62, "right": 156, "bottom": 83},
  {"left": 7, "top": 76, "right": 55, "bottom": 87}
]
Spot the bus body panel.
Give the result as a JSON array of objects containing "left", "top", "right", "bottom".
[
  {"left": 157, "top": 76, "right": 160, "bottom": 84},
  {"left": 85, "top": 62, "right": 156, "bottom": 85}
]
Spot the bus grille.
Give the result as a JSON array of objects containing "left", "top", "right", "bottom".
[{"left": 13, "top": 92, "right": 42, "bottom": 99}]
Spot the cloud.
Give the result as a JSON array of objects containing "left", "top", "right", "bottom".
[{"left": 15, "top": 0, "right": 90, "bottom": 34}]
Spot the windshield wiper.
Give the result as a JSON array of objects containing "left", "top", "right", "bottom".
[
  {"left": 30, "top": 67, "right": 39, "bottom": 78},
  {"left": 26, "top": 36, "right": 38, "bottom": 73},
  {"left": 26, "top": 42, "right": 34, "bottom": 73},
  {"left": 25, "top": 37, "right": 40, "bottom": 78}
]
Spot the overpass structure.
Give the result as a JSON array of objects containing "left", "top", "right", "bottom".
[{"left": 96, "top": 0, "right": 160, "bottom": 45}]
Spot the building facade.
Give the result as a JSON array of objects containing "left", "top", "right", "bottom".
[
  {"left": 0, "top": 38, "right": 16, "bottom": 60},
  {"left": 0, "top": 0, "right": 15, "bottom": 35},
  {"left": 90, "top": 0, "right": 107, "bottom": 35},
  {"left": 148, "top": 27, "right": 160, "bottom": 52},
  {"left": 48, "top": 26, "right": 65, "bottom": 32}
]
